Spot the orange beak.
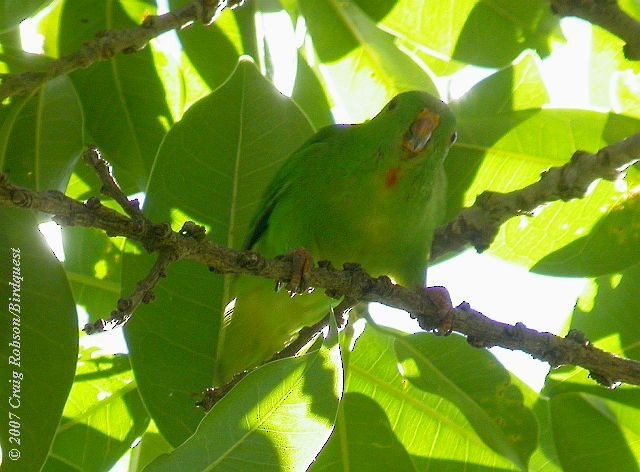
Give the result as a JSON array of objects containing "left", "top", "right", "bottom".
[{"left": 403, "top": 108, "right": 440, "bottom": 155}]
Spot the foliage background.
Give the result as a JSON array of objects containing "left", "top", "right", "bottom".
[{"left": 1, "top": 0, "right": 640, "bottom": 470}]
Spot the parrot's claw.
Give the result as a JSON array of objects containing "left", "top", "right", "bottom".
[
  {"left": 277, "top": 247, "right": 314, "bottom": 296},
  {"left": 424, "top": 286, "right": 454, "bottom": 336}
]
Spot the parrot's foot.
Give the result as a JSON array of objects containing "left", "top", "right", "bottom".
[
  {"left": 275, "top": 247, "right": 314, "bottom": 297},
  {"left": 424, "top": 286, "right": 454, "bottom": 336}
]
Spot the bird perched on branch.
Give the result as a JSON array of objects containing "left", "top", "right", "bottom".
[{"left": 214, "top": 91, "right": 457, "bottom": 384}]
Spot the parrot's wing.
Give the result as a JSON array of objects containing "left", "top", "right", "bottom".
[{"left": 243, "top": 124, "right": 346, "bottom": 250}]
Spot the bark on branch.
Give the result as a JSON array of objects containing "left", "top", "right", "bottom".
[{"left": 2, "top": 156, "right": 640, "bottom": 387}]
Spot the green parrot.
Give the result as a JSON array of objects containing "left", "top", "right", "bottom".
[{"left": 214, "top": 91, "right": 457, "bottom": 384}]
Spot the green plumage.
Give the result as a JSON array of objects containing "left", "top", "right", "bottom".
[{"left": 214, "top": 91, "right": 457, "bottom": 384}]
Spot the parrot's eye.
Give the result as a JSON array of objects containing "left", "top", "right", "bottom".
[
  {"left": 387, "top": 98, "right": 398, "bottom": 111},
  {"left": 450, "top": 132, "right": 457, "bottom": 144}
]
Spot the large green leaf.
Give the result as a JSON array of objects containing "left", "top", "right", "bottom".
[
  {"left": 57, "top": 0, "right": 172, "bottom": 192},
  {"left": 364, "top": 0, "right": 559, "bottom": 68},
  {"left": 0, "top": 75, "right": 83, "bottom": 193},
  {"left": 146, "top": 330, "right": 342, "bottom": 471},
  {"left": 299, "top": 0, "right": 437, "bottom": 122},
  {"left": 310, "top": 392, "right": 415, "bottom": 471},
  {"left": 0, "top": 208, "right": 78, "bottom": 472},
  {"left": 315, "top": 326, "right": 521, "bottom": 470},
  {"left": 42, "top": 349, "right": 149, "bottom": 472},
  {"left": 124, "top": 58, "right": 314, "bottom": 446},
  {"left": 395, "top": 333, "right": 537, "bottom": 468}
]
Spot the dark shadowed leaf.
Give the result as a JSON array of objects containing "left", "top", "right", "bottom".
[
  {"left": 317, "top": 326, "right": 521, "bottom": 469},
  {"left": 0, "top": 0, "right": 52, "bottom": 33},
  {"left": 0, "top": 209, "right": 77, "bottom": 472}
]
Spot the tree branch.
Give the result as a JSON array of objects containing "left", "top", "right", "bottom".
[
  {"left": 0, "top": 0, "right": 246, "bottom": 101},
  {"left": 83, "top": 250, "right": 177, "bottom": 334},
  {"left": 432, "top": 132, "right": 640, "bottom": 259},
  {"left": 2, "top": 161, "right": 640, "bottom": 387},
  {"left": 550, "top": 0, "right": 640, "bottom": 60}
]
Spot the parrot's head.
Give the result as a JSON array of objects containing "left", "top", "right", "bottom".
[{"left": 373, "top": 91, "right": 457, "bottom": 164}]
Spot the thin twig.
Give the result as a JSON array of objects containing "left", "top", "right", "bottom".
[
  {"left": 82, "top": 146, "right": 144, "bottom": 219},
  {"left": 0, "top": 0, "right": 246, "bottom": 101},
  {"left": 83, "top": 250, "right": 177, "bottom": 333}
]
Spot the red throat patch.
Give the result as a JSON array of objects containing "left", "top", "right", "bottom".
[{"left": 385, "top": 167, "right": 400, "bottom": 188}]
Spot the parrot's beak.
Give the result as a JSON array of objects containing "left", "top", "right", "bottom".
[{"left": 403, "top": 108, "right": 440, "bottom": 156}]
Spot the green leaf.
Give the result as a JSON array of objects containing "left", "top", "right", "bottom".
[
  {"left": 146, "top": 333, "right": 342, "bottom": 471},
  {"left": 291, "top": 51, "right": 334, "bottom": 129},
  {"left": 445, "top": 53, "right": 548, "bottom": 222},
  {"left": 60, "top": 157, "right": 125, "bottom": 323},
  {"left": 548, "top": 393, "right": 640, "bottom": 471},
  {"left": 0, "top": 75, "right": 83, "bottom": 193},
  {"left": 58, "top": 0, "right": 172, "bottom": 192},
  {"left": 0, "top": 208, "right": 78, "bottom": 472},
  {"left": 299, "top": 0, "right": 437, "bottom": 122},
  {"left": 528, "top": 399, "right": 561, "bottom": 471},
  {"left": 589, "top": 26, "right": 640, "bottom": 109},
  {"left": 395, "top": 332, "right": 537, "bottom": 468},
  {"left": 124, "top": 58, "right": 314, "bottom": 445},
  {"left": 368, "top": 0, "right": 559, "bottom": 68},
  {"left": 452, "top": 52, "right": 549, "bottom": 116},
  {"left": 398, "top": 38, "right": 467, "bottom": 77},
  {"left": 310, "top": 392, "right": 415, "bottom": 471},
  {"left": 128, "top": 422, "right": 173, "bottom": 472},
  {"left": 0, "top": 0, "right": 52, "bottom": 33},
  {"left": 533, "top": 193, "right": 640, "bottom": 276},
  {"left": 61, "top": 227, "right": 123, "bottom": 323},
  {"left": 169, "top": 0, "right": 242, "bottom": 107},
  {"left": 617, "top": 72, "right": 640, "bottom": 118},
  {"left": 42, "top": 350, "right": 149, "bottom": 472},
  {"left": 319, "top": 326, "right": 519, "bottom": 470}
]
